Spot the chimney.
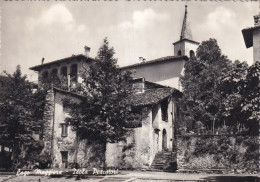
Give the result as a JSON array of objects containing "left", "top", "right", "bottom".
[
  {"left": 41, "top": 57, "right": 44, "bottom": 64},
  {"left": 254, "top": 15, "right": 260, "bottom": 26},
  {"left": 84, "top": 46, "right": 91, "bottom": 57},
  {"left": 139, "top": 57, "right": 145, "bottom": 62}
]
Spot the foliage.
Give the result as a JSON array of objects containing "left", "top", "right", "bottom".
[
  {"left": 41, "top": 73, "right": 68, "bottom": 91},
  {"left": 64, "top": 38, "right": 143, "bottom": 167},
  {"left": 240, "top": 61, "right": 260, "bottom": 134},
  {"left": 180, "top": 38, "right": 231, "bottom": 132},
  {"left": 219, "top": 61, "right": 259, "bottom": 134},
  {"left": 182, "top": 135, "right": 259, "bottom": 171},
  {"left": 0, "top": 65, "right": 44, "bottom": 169},
  {"left": 180, "top": 38, "right": 259, "bottom": 134},
  {"left": 65, "top": 38, "right": 142, "bottom": 143}
]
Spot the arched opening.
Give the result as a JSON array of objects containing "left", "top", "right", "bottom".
[
  {"left": 42, "top": 71, "right": 48, "bottom": 80},
  {"left": 162, "top": 129, "right": 167, "bottom": 150},
  {"left": 61, "top": 66, "right": 67, "bottom": 78},
  {"left": 190, "top": 50, "right": 195, "bottom": 58},
  {"left": 70, "top": 64, "right": 78, "bottom": 83},
  {"left": 51, "top": 68, "right": 58, "bottom": 76},
  {"left": 178, "top": 50, "right": 182, "bottom": 56}
]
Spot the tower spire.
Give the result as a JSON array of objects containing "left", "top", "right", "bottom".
[{"left": 180, "top": 5, "right": 192, "bottom": 40}]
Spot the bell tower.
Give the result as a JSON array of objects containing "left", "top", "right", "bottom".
[{"left": 173, "top": 5, "right": 199, "bottom": 58}]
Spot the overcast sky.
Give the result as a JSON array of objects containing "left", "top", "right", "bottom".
[{"left": 0, "top": 1, "right": 259, "bottom": 82}]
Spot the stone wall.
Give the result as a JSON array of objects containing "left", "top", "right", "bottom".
[
  {"left": 52, "top": 90, "right": 104, "bottom": 169},
  {"left": 41, "top": 89, "right": 55, "bottom": 159},
  {"left": 106, "top": 98, "right": 175, "bottom": 169},
  {"left": 176, "top": 135, "right": 259, "bottom": 173},
  {"left": 41, "top": 88, "right": 104, "bottom": 169}
]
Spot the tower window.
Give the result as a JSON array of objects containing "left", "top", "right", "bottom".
[
  {"left": 51, "top": 68, "right": 58, "bottom": 76},
  {"left": 70, "top": 64, "right": 78, "bottom": 83},
  {"left": 190, "top": 50, "right": 195, "bottom": 58},
  {"left": 42, "top": 71, "right": 48, "bottom": 80},
  {"left": 61, "top": 66, "right": 67, "bottom": 77},
  {"left": 178, "top": 50, "right": 182, "bottom": 56}
]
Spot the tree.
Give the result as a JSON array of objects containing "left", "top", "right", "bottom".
[
  {"left": 180, "top": 39, "right": 232, "bottom": 133},
  {"left": 240, "top": 61, "right": 260, "bottom": 134},
  {"left": 0, "top": 66, "right": 44, "bottom": 169},
  {"left": 64, "top": 38, "right": 142, "bottom": 168},
  {"left": 218, "top": 60, "right": 259, "bottom": 134},
  {"left": 218, "top": 61, "right": 249, "bottom": 132}
]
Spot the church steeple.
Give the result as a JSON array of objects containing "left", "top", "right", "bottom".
[
  {"left": 180, "top": 5, "right": 192, "bottom": 40},
  {"left": 173, "top": 5, "right": 199, "bottom": 57}
]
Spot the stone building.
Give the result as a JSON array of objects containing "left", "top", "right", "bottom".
[
  {"left": 29, "top": 5, "right": 195, "bottom": 169},
  {"left": 242, "top": 12, "right": 260, "bottom": 64}
]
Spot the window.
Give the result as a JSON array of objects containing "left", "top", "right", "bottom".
[
  {"left": 42, "top": 71, "right": 48, "bottom": 80},
  {"left": 61, "top": 66, "right": 67, "bottom": 77},
  {"left": 61, "top": 124, "right": 68, "bottom": 137},
  {"left": 161, "top": 99, "right": 168, "bottom": 121},
  {"left": 190, "top": 50, "right": 195, "bottom": 58},
  {"left": 70, "top": 64, "right": 78, "bottom": 83},
  {"left": 178, "top": 50, "right": 182, "bottom": 56},
  {"left": 61, "top": 151, "right": 68, "bottom": 168},
  {"left": 51, "top": 69, "right": 58, "bottom": 76}
]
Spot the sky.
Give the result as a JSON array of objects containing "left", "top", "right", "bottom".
[{"left": 0, "top": 1, "right": 259, "bottom": 82}]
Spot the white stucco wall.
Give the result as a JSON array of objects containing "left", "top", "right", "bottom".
[{"left": 130, "top": 60, "right": 186, "bottom": 89}]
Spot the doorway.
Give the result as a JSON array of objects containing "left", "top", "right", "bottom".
[{"left": 162, "top": 129, "right": 167, "bottom": 150}]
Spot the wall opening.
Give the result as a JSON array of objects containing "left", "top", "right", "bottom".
[
  {"left": 70, "top": 64, "right": 78, "bottom": 83},
  {"left": 161, "top": 99, "right": 168, "bottom": 121},
  {"left": 190, "top": 50, "right": 195, "bottom": 58},
  {"left": 60, "top": 151, "right": 68, "bottom": 168},
  {"left": 162, "top": 129, "right": 167, "bottom": 150},
  {"left": 61, "top": 124, "right": 68, "bottom": 137},
  {"left": 61, "top": 66, "right": 67, "bottom": 77},
  {"left": 51, "top": 69, "right": 58, "bottom": 77},
  {"left": 42, "top": 71, "right": 48, "bottom": 80},
  {"left": 178, "top": 50, "right": 182, "bottom": 56}
]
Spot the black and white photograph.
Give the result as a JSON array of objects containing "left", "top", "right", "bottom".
[{"left": 0, "top": 0, "right": 259, "bottom": 181}]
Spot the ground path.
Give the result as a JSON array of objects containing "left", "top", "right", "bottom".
[{"left": 0, "top": 171, "right": 259, "bottom": 182}]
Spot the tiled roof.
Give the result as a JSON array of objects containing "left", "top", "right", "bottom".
[
  {"left": 129, "top": 88, "right": 180, "bottom": 107},
  {"left": 242, "top": 25, "right": 260, "bottom": 48},
  {"left": 30, "top": 54, "right": 94, "bottom": 71},
  {"left": 53, "top": 87, "right": 85, "bottom": 99},
  {"left": 54, "top": 85, "right": 181, "bottom": 107},
  {"left": 120, "top": 55, "right": 188, "bottom": 70}
]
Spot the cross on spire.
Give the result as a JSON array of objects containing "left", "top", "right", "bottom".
[{"left": 180, "top": 5, "right": 192, "bottom": 40}]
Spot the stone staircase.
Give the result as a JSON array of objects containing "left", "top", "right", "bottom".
[{"left": 150, "top": 151, "right": 176, "bottom": 171}]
